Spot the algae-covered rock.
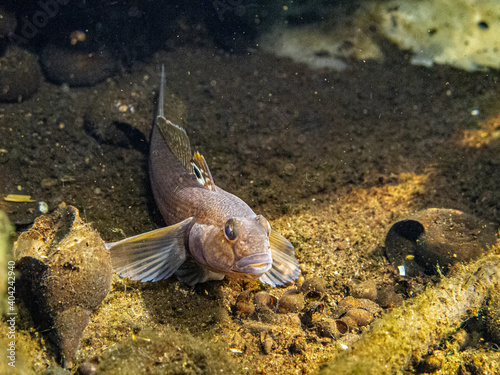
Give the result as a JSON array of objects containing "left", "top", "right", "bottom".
[
  {"left": 485, "top": 287, "right": 500, "bottom": 345},
  {"left": 370, "top": 0, "right": 500, "bottom": 71},
  {"left": 385, "top": 208, "right": 497, "bottom": 276},
  {"left": 14, "top": 204, "right": 113, "bottom": 368},
  {"left": 0, "top": 46, "right": 42, "bottom": 102}
]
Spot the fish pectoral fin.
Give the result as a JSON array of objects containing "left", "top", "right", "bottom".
[
  {"left": 260, "top": 230, "right": 301, "bottom": 287},
  {"left": 192, "top": 151, "right": 217, "bottom": 191},
  {"left": 157, "top": 117, "right": 192, "bottom": 171},
  {"left": 175, "top": 259, "right": 225, "bottom": 286},
  {"left": 106, "top": 217, "right": 194, "bottom": 282}
]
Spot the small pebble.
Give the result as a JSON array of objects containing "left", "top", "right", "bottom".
[
  {"left": 301, "top": 277, "right": 327, "bottom": 300},
  {"left": 254, "top": 291, "right": 277, "bottom": 310},
  {"left": 278, "top": 288, "right": 305, "bottom": 314},
  {"left": 316, "top": 318, "right": 348, "bottom": 338},
  {"left": 351, "top": 280, "right": 378, "bottom": 301},
  {"left": 335, "top": 296, "right": 382, "bottom": 317},
  {"left": 284, "top": 163, "right": 297, "bottom": 176},
  {"left": 376, "top": 286, "right": 403, "bottom": 308},
  {"left": 38, "top": 201, "right": 49, "bottom": 214},
  {"left": 235, "top": 290, "right": 254, "bottom": 318},
  {"left": 339, "top": 315, "right": 358, "bottom": 331},
  {"left": 344, "top": 308, "right": 374, "bottom": 327},
  {"left": 75, "top": 362, "right": 97, "bottom": 375},
  {"left": 300, "top": 301, "right": 325, "bottom": 326},
  {"left": 261, "top": 333, "right": 274, "bottom": 355},
  {"left": 41, "top": 178, "right": 58, "bottom": 188}
]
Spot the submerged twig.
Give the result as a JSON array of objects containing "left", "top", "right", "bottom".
[{"left": 319, "top": 252, "right": 500, "bottom": 375}]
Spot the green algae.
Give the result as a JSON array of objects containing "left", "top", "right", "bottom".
[
  {"left": 96, "top": 327, "right": 249, "bottom": 375},
  {"left": 319, "top": 250, "right": 500, "bottom": 375},
  {"left": 0, "top": 210, "right": 13, "bottom": 315},
  {"left": 0, "top": 211, "right": 39, "bottom": 375}
]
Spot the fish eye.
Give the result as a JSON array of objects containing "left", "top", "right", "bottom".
[{"left": 224, "top": 218, "right": 240, "bottom": 241}]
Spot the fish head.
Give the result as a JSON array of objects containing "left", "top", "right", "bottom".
[{"left": 189, "top": 214, "right": 273, "bottom": 279}]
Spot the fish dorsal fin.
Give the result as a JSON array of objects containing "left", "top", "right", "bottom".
[
  {"left": 156, "top": 64, "right": 192, "bottom": 171},
  {"left": 157, "top": 118, "right": 192, "bottom": 171},
  {"left": 192, "top": 151, "right": 217, "bottom": 191},
  {"left": 259, "top": 230, "right": 301, "bottom": 287},
  {"left": 106, "top": 217, "right": 194, "bottom": 282}
]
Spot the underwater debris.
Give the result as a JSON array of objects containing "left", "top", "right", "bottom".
[
  {"left": 14, "top": 204, "right": 113, "bottom": 368},
  {"left": 385, "top": 208, "right": 497, "bottom": 276},
  {"left": 319, "top": 252, "right": 500, "bottom": 375},
  {"left": 277, "top": 288, "right": 305, "bottom": 314},
  {"left": 3, "top": 194, "right": 35, "bottom": 202}
]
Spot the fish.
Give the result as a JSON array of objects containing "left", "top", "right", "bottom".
[{"left": 106, "top": 65, "right": 300, "bottom": 287}]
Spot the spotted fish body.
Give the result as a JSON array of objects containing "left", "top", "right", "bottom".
[{"left": 107, "top": 66, "right": 300, "bottom": 286}]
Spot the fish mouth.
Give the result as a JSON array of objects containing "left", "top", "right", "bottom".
[{"left": 235, "top": 253, "right": 272, "bottom": 274}]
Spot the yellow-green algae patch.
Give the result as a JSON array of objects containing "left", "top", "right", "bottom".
[
  {"left": 0, "top": 211, "right": 42, "bottom": 374},
  {"left": 0, "top": 210, "right": 13, "bottom": 315},
  {"left": 96, "top": 327, "right": 247, "bottom": 375},
  {"left": 369, "top": 0, "right": 500, "bottom": 71},
  {"left": 319, "top": 250, "right": 500, "bottom": 375}
]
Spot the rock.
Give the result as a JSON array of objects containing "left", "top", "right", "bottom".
[
  {"left": 254, "top": 291, "right": 277, "bottom": 310},
  {"left": 234, "top": 290, "right": 255, "bottom": 318},
  {"left": 385, "top": 208, "right": 497, "bottom": 275},
  {"left": 300, "top": 301, "right": 325, "bottom": 327},
  {"left": 343, "top": 308, "right": 375, "bottom": 328},
  {"left": 376, "top": 285, "right": 404, "bottom": 309},
  {"left": 75, "top": 362, "right": 97, "bottom": 375},
  {"left": 415, "top": 350, "right": 444, "bottom": 373},
  {"left": 351, "top": 280, "right": 378, "bottom": 301},
  {"left": 41, "top": 45, "right": 117, "bottom": 86},
  {"left": 277, "top": 288, "right": 305, "bottom": 314},
  {"left": 485, "top": 288, "right": 500, "bottom": 345},
  {"left": 300, "top": 277, "right": 327, "bottom": 300},
  {"left": 0, "top": 46, "right": 42, "bottom": 102},
  {"left": 316, "top": 318, "right": 348, "bottom": 338},
  {"left": 14, "top": 204, "right": 113, "bottom": 368},
  {"left": 335, "top": 296, "right": 382, "bottom": 317}
]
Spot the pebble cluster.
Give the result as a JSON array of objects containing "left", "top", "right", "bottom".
[{"left": 234, "top": 276, "right": 383, "bottom": 352}]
